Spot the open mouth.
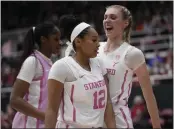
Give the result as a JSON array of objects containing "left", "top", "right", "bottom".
[{"left": 106, "top": 26, "right": 113, "bottom": 32}]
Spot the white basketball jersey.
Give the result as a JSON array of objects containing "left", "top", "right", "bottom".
[
  {"left": 98, "top": 42, "right": 133, "bottom": 109},
  {"left": 57, "top": 57, "right": 107, "bottom": 128}
]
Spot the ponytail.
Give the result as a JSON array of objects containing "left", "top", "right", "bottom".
[
  {"left": 15, "top": 28, "right": 35, "bottom": 79},
  {"left": 123, "top": 17, "right": 132, "bottom": 43},
  {"left": 15, "top": 22, "right": 59, "bottom": 79}
]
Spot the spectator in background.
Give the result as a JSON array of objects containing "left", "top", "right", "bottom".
[
  {"left": 135, "top": 19, "right": 144, "bottom": 31},
  {"left": 1, "top": 111, "right": 11, "bottom": 129},
  {"left": 164, "top": 8, "right": 173, "bottom": 33},
  {"left": 143, "top": 10, "right": 153, "bottom": 35},
  {"left": 147, "top": 50, "right": 165, "bottom": 75},
  {"left": 1, "top": 105, "right": 15, "bottom": 129},
  {"left": 159, "top": 108, "right": 173, "bottom": 128},
  {"left": 148, "top": 50, "right": 163, "bottom": 67},
  {"left": 165, "top": 49, "right": 173, "bottom": 75},
  {"left": 131, "top": 95, "right": 145, "bottom": 124},
  {"left": 2, "top": 40, "right": 12, "bottom": 58},
  {"left": 2, "top": 64, "right": 11, "bottom": 86},
  {"left": 151, "top": 9, "right": 163, "bottom": 29}
]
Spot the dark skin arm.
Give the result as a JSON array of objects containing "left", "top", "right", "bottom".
[
  {"left": 10, "top": 79, "right": 45, "bottom": 120},
  {"left": 104, "top": 75, "right": 116, "bottom": 128},
  {"left": 45, "top": 79, "right": 64, "bottom": 128}
]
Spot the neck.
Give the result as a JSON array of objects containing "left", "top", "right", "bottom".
[
  {"left": 106, "top": 36, "right": 124, "bottom": 52},
  {"left": 74, "top": 52, "right": 90, "bottom": 70},
  {"left": 39, "top": 48, "right": 52, "bottom": 59}
]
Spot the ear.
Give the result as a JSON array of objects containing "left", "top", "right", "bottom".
[
  {"left": 124, "top": 20, "right": 129, "bottom": 29},
  {"left": 74, "top": 37, "right": 82, "bottom": 48},
  {"left": 40, "top": 36, "right": 47, "bottom": 43}
]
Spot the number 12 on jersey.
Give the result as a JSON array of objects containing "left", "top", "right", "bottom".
[{"left": 93, "top": 89, "right": 106, "bottom": 109}]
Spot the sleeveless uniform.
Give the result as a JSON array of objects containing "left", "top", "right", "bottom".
[
  {"left": 49, "top": 57, "right": 107, "bottom": 128},
  {"left": 98, "top": 42, "right": 134, "bottom": 128},
  {"left": 12, "top": 51, "right": 52, "bottom": 128}
]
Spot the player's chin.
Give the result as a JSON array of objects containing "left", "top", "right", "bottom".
[
  {"left": 90, "top": 53, "right": 98, "bottom": 58},
  {"left": 53, "top": 49, "right": 60, "bottom": 55},
  {"left": 106, "top": 33, "right": 114, "bottom": 38}
]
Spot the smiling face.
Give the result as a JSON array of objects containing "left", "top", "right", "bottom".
[
  {"left": 103, "top": 7, "right": 125, "bottom": 39},
  {"left": 103, "top": 5, "right": 132, "bottom": 42}
]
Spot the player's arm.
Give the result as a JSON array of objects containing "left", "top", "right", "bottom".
[
  {"left": 45, "top": 60, "right": 67, "bottom": 128},
  {"left": 134, "top": 63, "right": 161, "bottom": 128},
  {"left": 126, "top": 48, "right": 161, "bottom": 128},
  {"left": 45, "top": 79, "right": 63, "bottom": 128},
  {"left": 10, "top": 57, "right": 45, "bottom": 120},
  {"left": 104, "top": 75, "right": 116, "bottom": 128}
]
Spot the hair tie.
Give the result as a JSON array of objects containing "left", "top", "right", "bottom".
[
  {"left": 65, "top": 41, "right": 76, "bottom": 56},
  {"left": 32, "top": 27, "right": 35, "bottom": 33}
]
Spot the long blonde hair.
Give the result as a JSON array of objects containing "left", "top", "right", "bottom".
[{"left": 106, "top": 5, "right": 133, "bottom": 43}]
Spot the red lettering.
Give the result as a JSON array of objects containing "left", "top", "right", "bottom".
[
  {"left": 84, "top": 84, "right": 89, "bottom": 90},
  {"left": 107, "top": 68, "right": 115, "bottom": 75},
  {"left": 84, "top": 79, "right": 106, "bottom": 90}
]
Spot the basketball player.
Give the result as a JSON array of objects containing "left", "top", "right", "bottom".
[
  {"left": 10, "top": 23, "right": 60, "bottom": 128},
  {"left": 45, "top": 15, "right": 116, "bottom": 128},
  {"left": 98, "top": 5, "right": 161, "bottom": 128}
]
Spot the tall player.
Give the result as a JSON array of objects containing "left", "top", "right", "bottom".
[
  {"left": 45, "top": 15, "right": 116, "bottom": 128},
  {"left": 98, "top": 5, "right": 161, "bottom": 128},
  {"left": 10, "top": 23, "right": 61, "bottom": 128}
]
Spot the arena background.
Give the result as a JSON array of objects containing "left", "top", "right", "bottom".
[{"left": 1, "top": 1, "right": 173, "bottom": 128}]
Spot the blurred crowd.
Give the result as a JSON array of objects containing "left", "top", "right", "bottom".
[
  {"left": 1, "top": 1, "right": 173, "bottom": 129},
  {"left": 131, "top": 95, "right": 173, "bottom": 128},
  {"left": 1, "top": 1, "right": 173, "bottom": 34},
  {"left": 147, "top": 49, "right": 173, "bottom": 76},
  {"left": 1, "top": 105, "right": 15, "bottom": 129},
  {"left": 1, "top": 48, "right": 173, "bottom": 88}
]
